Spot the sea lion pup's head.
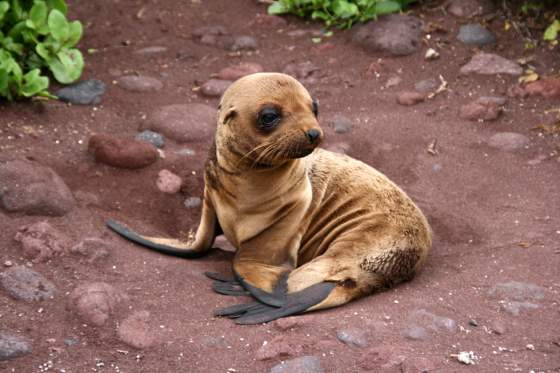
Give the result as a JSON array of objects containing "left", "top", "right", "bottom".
[{"left": 216, "top": 73, "right": 323, "bottom": 169}]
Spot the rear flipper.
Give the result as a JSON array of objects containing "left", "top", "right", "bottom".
[
  {"left": 215, "top": 281, "right": 336, "bottom": 325},
  {"left": 106, "top": 189, "right": 220, "bottom": 258}
]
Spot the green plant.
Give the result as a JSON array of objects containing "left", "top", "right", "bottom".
[
  {"left": 0, "top": 0, "right": 83, "bottom": 100},
  {"left": 268, "top": 0, "right": 418, "bottom": 29}
]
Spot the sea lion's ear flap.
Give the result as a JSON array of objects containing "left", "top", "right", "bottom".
[{"left": 220, "top": 107, "right": 237, "bottom": 125}]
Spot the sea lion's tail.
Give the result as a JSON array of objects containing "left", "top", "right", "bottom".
[{"left": 106, "top": 219, "right": 208, "bottom": 258}]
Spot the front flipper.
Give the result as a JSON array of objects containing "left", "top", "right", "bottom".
[
  {"left": 205, "top": 272, "right": 249, "bottom": 296},
  {"left": 215, "top": 281, "right": 336, "bottom": 325}
]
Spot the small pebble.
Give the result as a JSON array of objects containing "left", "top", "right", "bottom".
[
  {"left": 3, "top": 261, "right": 13, "bottom": 267},
  {"left": 184, "top": 197, "right": 202, "bottom": 209},
  {"left": 135, "top": 130, "right": 165, "bottom": 149},
  {"left": 468, "top": 319, "right": 478, "bottom": 327}
]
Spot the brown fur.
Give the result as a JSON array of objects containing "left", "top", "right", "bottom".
[{"left": 186, "top": 73, "right": 431, "bottom": 311}]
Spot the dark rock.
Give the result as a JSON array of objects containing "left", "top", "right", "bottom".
[
  {"left": 88, "top": 134, "right": 159, "bottom": 169},
  {"left": 135, "top": 130, "right": 165, "bottom": 148},
  {"left": 459, "top": 96, "right": 506, "bottom": 121},
  {"left": 460, "top": 53, "right": 522, "bottom": 76},
  {"left": 146, "top": 103, "right": 215, "bottom": 143},
  {"left": 0, "top": 266, "right": 56, "bottom": 301},
  {"left": 156, "top": 169, "right": 182, "bottom": 194},
  {"left": 231, "top": 36, "right": 258, "bottom": 51},
  {"left": 336, "top": 328, "right": 369, "bottom": 348},
  {"left": 217, "top": 63, "right": 264, "bottom": 81},
  {"left": 0, "top": 332, "right": 31, "bottom": 361},
  {"left": 134, "top": 46, "right": 168, "bottom": 55},
  {"left": 117, "top": 75, "right": 163, "bottom": 92},
  {"left": 69, "top": 282, "right": 127, "bottom": 326},
  {"left": 269, "top": 356, "right": 324, "bottom": 373},
  {"left": 468, "top": 319, "right": 478, "bottom": 327},
  {"left": 14, "top": 221, "right": 70, "bottom": 262},
  {"left": 0, "top": 159, "right": 76, "bottom": 216},
  {"left": 447, "top": 0, "right": 494, "bottom": 18},
  {"left": 415, "top": 78, "right": 439, "bottom": 93},
  {"left": 184, "top": 197, "right": 202, "bottom": 209},
  {"left": 56, "top": 79, "right": 106, "bottom": 105},
  {"left": 330, "top": 115, "right": 352, "bottom": 134},
  {"left": 192, "top": 25, "right": 233, "bottom": 49},
  {"left": 524, "top": 77, "right": 560, "bottom": 99},
  {"left": 353, "top": 14, "right": 423, "bottom": 56},
  {"left": 283, "top": 61, "right": 320, "bottom": 81},
  {"left": 117, "top": 310, "right": 156, "bottom": 349},
  {"left": 200, "top": 79, "right": 232, "bottom": 97},
  {"left": 256, "top": 335, "right": 308, "bottom": 361},
  {"left": 397, "top": 91, "right": 425, "bottom": 106},
  {"left": 457, "top": 23, "right": 496, "bottom": 46},
  {"left": 70, "top": 238, "right": 111, "bottom": 263},
  {"left": 487, "top": 132, "right": 529, "bottom": 151}
]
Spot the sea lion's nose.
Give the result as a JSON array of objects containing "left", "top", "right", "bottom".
[{"left": 306, "top": 129, "right": 321, "bottom": 144}]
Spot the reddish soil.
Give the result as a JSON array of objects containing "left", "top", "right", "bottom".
[{"left": 1, "top": 1, "right": 559, "bottom": 372}]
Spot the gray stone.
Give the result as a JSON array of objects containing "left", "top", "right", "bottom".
[
  {"left": 0, "top": 266, "right": 56, "bottom": 301},
  {"left": 353, "top": 14, "right": 423, "bottom": 56},
  {"left": 0, "top": 332, "right": 31, "bottom": 361},
  {"left": 0, "top": 159, "right": 76, "bottom": 216},
  {"left": 135, "top": 130, "right": 165, "bottom": 149},
  {"left": 192, "top": 25, "right": 234, "bottom": 49},
  {"left": 500, "top": 301, "right": 539, "bottom": 316},
  {"left": 404, "top": 325, "right": 428, "bottom": 340},
  {"left": 336, "top": 328, "right": 369, "bottom": 348},
  {"left": 415, "top": 78, "right": 439, "bottom": 93},
  {"left": 457, "top": 23, "right": 496, "bottom": 46},
  {"left": 231, "top": 36, "right": 258, "bottom": 51},
  {"left": 200, "top": 79, "right": 232, "bottom": 97},
  {"left": 184, "top": 197, "right": 202, "bottom": 209},
  {"left": 134, "top": 46, "right": 168, "bottom": 54},
  {"left": 330, "top": 115, "right": 352, "bottom": 134},
  {"left": 118, "top": 75, "right": 163, "bottom": 92},
  {"left": 409, "top": 309, "right": 457, "bottom": 333},
  {"left": 269, "top": 356, "right": 324, "bottom": 373},
  {"left": 56, "top": 79, "right": 106, "bottom": 105},
  {"left": 487, "top": 132, "right": 529, "bottom": 152},
  {"left": 460, "top": 53, "right": 522, "bottom": 76},
  {"left": 146, "top": 104, "right": 215, "bottom": 143},
  {"left": 489, "top": 282, "right": 545, "bottom": 302}
]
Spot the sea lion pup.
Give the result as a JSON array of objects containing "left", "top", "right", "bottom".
[{"left": 107, "top": 72, "right": 431, "bottom": 324}]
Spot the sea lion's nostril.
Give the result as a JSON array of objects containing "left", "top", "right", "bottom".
[{"left": 306, "top": 129, "right": 321, "bottom": 144}]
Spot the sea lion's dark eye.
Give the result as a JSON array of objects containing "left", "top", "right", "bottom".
[
  {"left": 258, "top": 107, "right": 281, "bottom": 129},
  {"left": 312, "top": 99, "right": 318, "bottom": 117}
]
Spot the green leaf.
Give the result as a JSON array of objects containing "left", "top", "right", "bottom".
[
  {"left": 8, "top": 20, "right": 27, "bottom": 40},
  {"left": 48, "top": 9, "right": 69, "bottom": 41},
  {"left": 0, "top": 68, "right": 11, "bottom": 100},
  {"left": 49, "top": 48, "right": 83, "bottom": 83},
  {"left": 332, "top": 0, "right": 358, "bottom": 19},
  {"left": 268, "top": 1, "right": 289, "bottom": 15},
  {"left": 375, "top": 1, "right": 402, "bottom": 15},
  {"left": 29, "top": 1, "right": 48, "bottom": 29},
  {"left": 1, "top": 36, "right": 24, "bottom": 55},
  {"left": 311, "top": 9, "right": 329, "bottom": 21},
  {"left": 21, "top": 68, "right": 49, "bottom": 97},
  {"left": 36, "top": 42, "right": 53, "bottom": 61},
  {"left": 543, "top": 19, "right": 560, "bottom": 41},
  {"left": 65, "top": 20, "right": 82, "bottom": 47},
  {"left": 0, "top": 1, "right": 10, "bottom": 24},
  {"left": 46, "top": 0, "right": 67, "bottom": 15}
]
